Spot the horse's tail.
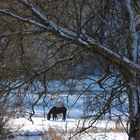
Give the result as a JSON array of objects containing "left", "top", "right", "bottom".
[
  {"left": 47, "top": 110, "right": 51, "bottom": 120},
  {"left": 63, "top": 107, "right": 67, "bottom": 121}
]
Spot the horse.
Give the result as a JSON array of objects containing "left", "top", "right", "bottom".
[{"left": 47, "top": 106, "right": 67, "bottom": 121}]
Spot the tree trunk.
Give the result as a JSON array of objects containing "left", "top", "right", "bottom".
[
  {"left": 124, "top": 0, "right": 140, "bottom": 139},
  {"left": 121, "top": 68, "right": 140, "bottom": 140},
  {"left": 129, "top": 111, "right": 140, "bottom": 140}
]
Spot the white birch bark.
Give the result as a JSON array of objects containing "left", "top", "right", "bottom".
[
  {"left": 125, "top": 0, "right": 139, "bottom": 113},
  {"left": 125, "top": 0, "right": 140, "bottom": 140}
]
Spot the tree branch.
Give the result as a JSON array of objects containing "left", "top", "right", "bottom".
[{"left": 0, "top": 4, "right": 140, "bottom": 73}]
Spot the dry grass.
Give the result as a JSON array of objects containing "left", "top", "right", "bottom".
[
  {"left": 87, "top": 125, "right": 125, "bottom": 134},
  {"left": 88, "top": 127, "right": 98, "bottom": 133},
  {"left": 110, "top": 126, "right": 125, "bottom": 133},
  {"left": 41, "top": 121, "right": 126, "bottom": 140},
  {"left": 42, "top": 126, "right": 65, "bottom": 140}
]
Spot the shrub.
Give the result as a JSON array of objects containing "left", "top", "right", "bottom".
[{"left": 0, "top": 106, "right": 15, "bottom": 139}]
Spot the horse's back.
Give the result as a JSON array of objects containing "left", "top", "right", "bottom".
[
  {"left": 58, "top": 106, "right": 67, "bottom": 112},
  {"left": 53, "top": 106, "right": 67, "bottom": 114}
]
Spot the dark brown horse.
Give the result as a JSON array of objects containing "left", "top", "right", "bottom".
[{"left": 47, "top": 106, "right": 67, "bottom": 121}]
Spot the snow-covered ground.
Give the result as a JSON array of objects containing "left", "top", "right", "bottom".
[
  {"left": 5, "top": 77, "right": 128, "bottom": 140},
  {"left": 10, "top": 117, "right": 128, "bottom": 140},
  {"left": 7, "top": 91, "right": 128, "bottom": 140},
  {"left": 6, "top": 91, "right": 128, "bottom": 140}
]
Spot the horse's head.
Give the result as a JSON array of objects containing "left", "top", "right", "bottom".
[{"left": 47, "top": 113, "right": 51, "bottom": 120}]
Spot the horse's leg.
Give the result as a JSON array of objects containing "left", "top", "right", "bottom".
[
  {"left": 55, "top": 114, "right": 58, "bottom": 120},
  {"left": 53, "top": 113, "right": 57, "bottom": 120},
  {"left": 63, "top": 112, "right": 66, "bottom": 121},
  {"left": 53, "top": 113, "right": 55, "bottom": 120}
]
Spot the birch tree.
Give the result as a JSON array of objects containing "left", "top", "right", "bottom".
[{"left": 0, "top": 0, "right": 140, "bottom": 140}]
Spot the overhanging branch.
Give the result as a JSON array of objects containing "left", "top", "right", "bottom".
[{"left": 0, "top": 2, "right": 140, "bottom": 73}]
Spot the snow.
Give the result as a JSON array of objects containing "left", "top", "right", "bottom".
[
  {"left": 78, "top": 132, "right": 127, "bottom": 140},
  {"left": 10, "top": 117, "right": 128, "bottom": 140}
]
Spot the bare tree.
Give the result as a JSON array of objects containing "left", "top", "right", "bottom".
[{"left": 0, "top": 0, "right": 140, "bottom": 140}]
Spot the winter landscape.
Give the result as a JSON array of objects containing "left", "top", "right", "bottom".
[
  {"left": 6, "top": 86, "right": 128, "bottom": 140},
  {"left": 0, "top": 1, "right": 140, "bottom": 140}
]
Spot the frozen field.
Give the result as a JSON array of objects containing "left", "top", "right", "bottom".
[{"left": 10, "top": 117, "right": 128, "bottom": 140}]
